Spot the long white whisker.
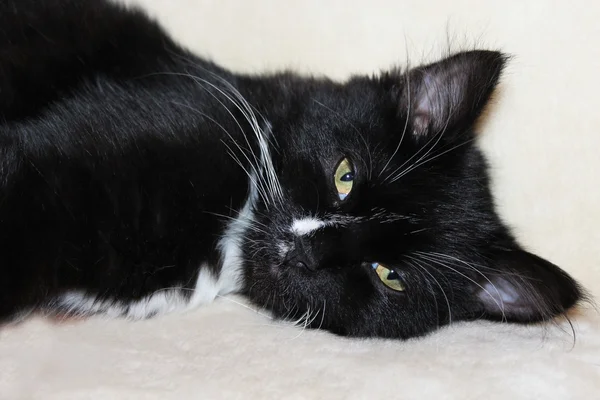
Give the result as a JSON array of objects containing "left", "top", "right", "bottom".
[
  {"left": 318, "top": 300, "right": 327, "bottom": 330},
  {"left": 312, "top": 99, "right": 373, "bottom": 180},
  {"left": 169, "top": 77, "right": 269, "bottom": 200},
  {"left": 199, "top": 72, "right": 284, "bottom": 206},
  {"left": 406, "top": 257, "right": 453, "bottom": 325},
  {"left": 184, "top": 75, "right": 276, "bottom": 203},
  {"left": 390, "top": 138, "right": 474, "bottom": 183},
  {"left": 215, "top": 295, "right": 273, "bottom": 319},
  {"left": 171, "top": 73, "right": 279, "bottom": 208},
  {"left": 170, "top": 100, "right": 272, "bottom": 207},
  {"left": 379, "top": 69, "right": 411, "bottom": 179},
  {"left": 385, "top": 105, "right": 455, "bottom": 183},
  {"left": 146, "top": 69, "right": 285, "bottom": 209},
  {"left": 415, "top": 252, "right": 507, "bottom": 322}
]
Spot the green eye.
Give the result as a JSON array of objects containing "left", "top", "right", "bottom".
[
  {"left": 371, "top": 262, "right": 406, "bottom": 292},
  {"left": 334, "top": 158, "right": 354, "bottom": 201}
]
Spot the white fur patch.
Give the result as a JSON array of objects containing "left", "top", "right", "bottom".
[
  {"left": 187, "top": 265, "right": 221, "bottom": 307},
  {"left": 188, "top": 173, "right": 259, "bottom": 307},
  {"left": 277, "top": 242, "right": 290, "bottom": 257},
  {"left": 54, "top": 289, "right": 189, "bottom": 320},
  {"left": 126, "top": 291, "right": 189, "bottom": 319},
  {"left": 291, "top": 217, "right": 326, "bottom": 236}
]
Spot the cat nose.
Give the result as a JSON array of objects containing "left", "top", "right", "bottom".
[
  {"left": 292, "top": 256, "right": 318, "bottom": 272},
  {"left": 288, "top": 237, "right": 318, "bottom": 271}
]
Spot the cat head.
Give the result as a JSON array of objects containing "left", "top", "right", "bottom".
[{"left": 238, "top": 50, "right": 582, "bottom": 338}]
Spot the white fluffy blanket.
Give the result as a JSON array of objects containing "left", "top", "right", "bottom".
[{"left": 2, "top": 1, "right": 599, "bottom": 398}]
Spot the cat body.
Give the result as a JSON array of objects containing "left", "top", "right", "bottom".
[{"left": 0, "top": 0, "right": 582, "bottom": 338}]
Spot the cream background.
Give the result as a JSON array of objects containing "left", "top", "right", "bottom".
[{"left": 2, "top": 1, "right": 599, "bottom": 399}]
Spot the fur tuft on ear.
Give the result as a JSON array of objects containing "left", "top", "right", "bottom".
[
  {"left": 400, "top": 50, "right": 508, "bottom": 137},
  {"left": 475, "top": 250, "right": 583, "bottom": 322}
]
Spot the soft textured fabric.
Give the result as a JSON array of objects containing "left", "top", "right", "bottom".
[{"left": 2, "top": 1, "right": 599, "bottom": 399}]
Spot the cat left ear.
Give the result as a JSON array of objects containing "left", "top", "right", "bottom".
[{"left": 399, "top": 50, "right": 508, "bottom": 137}]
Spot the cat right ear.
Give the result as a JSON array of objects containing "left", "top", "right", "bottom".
[
  {"left": 397, "top": 50, "right": 508, "bottom": 138},
  {"left": 471, "top": 249, "right": 583, "bottom": 322}
]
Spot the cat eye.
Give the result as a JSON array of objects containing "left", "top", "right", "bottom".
[
  {"left": 334, "top": 158, "right": 354, "bottom": 201},
  {"left": 371, "top": 262, "right": 406, "bottom": 292}
]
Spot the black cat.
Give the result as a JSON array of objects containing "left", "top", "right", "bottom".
[{"left": 0, "top": 0, "right": 582, "bottom": 338}]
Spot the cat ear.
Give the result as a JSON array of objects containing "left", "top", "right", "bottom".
[
  {"left": 399, "top": 50, "right": 508, "bottom": 137},
  {"left": 473, "top": 249, "right": 582, "bottom": 322}
]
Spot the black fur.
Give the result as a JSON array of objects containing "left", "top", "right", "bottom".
[{"left": 0, "top": 0, "right": 583, "bottom": 338}]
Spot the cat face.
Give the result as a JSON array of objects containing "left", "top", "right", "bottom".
[{"left": 240, "top": 51, "right": 582, "bottom": 338}]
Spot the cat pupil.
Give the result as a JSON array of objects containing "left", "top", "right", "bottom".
[
  {"left": 341, "top": 173, "right": 354, "bottom": 182},
  {"left": 386, "top": 270, "right": 400, "bottom": 281}
]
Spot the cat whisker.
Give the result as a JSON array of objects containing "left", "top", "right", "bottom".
[
  {"left": 290, "top": 307, "right": 312, "bottom": 339},
  {"left": 378, "top": 66, "right": 411, "bottom": 179},
  {"left": 192, "top": 76, "right": 281, "bottom": 207},
  {"left": 420, "top": 251, "right": 529, "bottom": 279},
  {"left": 418, "top": 251, "right": 516, "bottom": 296},
  {"left": 220, "top": 205, "right": 271, "bottom": 230},
  {"left": 223, "top": 145, "right": 272, "bottom": 208},
  {"left": 317, "top": 299, "right": 327, "bottom": 330},
  {"left": 204, "top": 211, "right": 269, "bottom": 235},
  {"left": 158, "top": 71, "right": 279, "bottom": 209},
  {"left": 167, "top": 50, "right": 267, "bottom": 123},
  {"left": 390, "top": 137, "right": 475, "bottom": 183},
  {"left": 406, "top": 258, "right": 453, "bottom": 326},
  {"left": 225, "top": 94, "right": 284, "bottom": 208},
  {"left": 169, "top": 87, "right": 272, "bottom": 209},
  {"left": 198, "top": 71, "right": 284, "bottom": 207},
  {"left": 420, "top": 251, "right": 566, "bottom": 325},
  {"left": 415, "top": 252, "right": 507, "bottom": 323},
  {"left": 280, "top": 292, "right": 300, "bottom": 323},
  {"left": 312, "top": 99, "right": 374, "bottom": 180},
  {"left": 408, "top": 261, "right": 441, "bottom": 329},
  {"left": 381, "top": 110, "right": 446, "bottom": 183},
  {"left": 177, "top": 56, "right": 278, "bottom": 155},
  {"left": 215, "top": 294, "right": 272, "bottom": 319},
  {"left": 307, "top": 304, "right": 321, "bottom": 327},
  {"left": 384, "top": 105, "right": 455, "bottom": 183}
]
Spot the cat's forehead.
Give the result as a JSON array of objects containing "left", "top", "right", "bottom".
[
  {"left": 308, "top": 83, "right": 381, "bottom": 120},
  {"left": 282, "top": 92, "right": 383, "bottom": 153}
]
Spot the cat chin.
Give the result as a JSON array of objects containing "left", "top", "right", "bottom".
[{"left": 265, "top": 260, "right": 284, "bottom": 279}]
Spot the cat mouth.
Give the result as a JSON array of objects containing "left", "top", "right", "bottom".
[{"left": 269, "top": 262, "right": 283, "bottom": 277}]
